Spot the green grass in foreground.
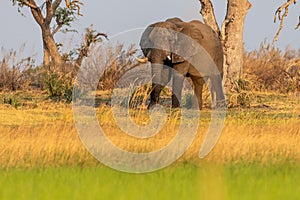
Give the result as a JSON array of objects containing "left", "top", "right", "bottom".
[{"left": 0, "top": 163, "right": 300, "bottom": 200}]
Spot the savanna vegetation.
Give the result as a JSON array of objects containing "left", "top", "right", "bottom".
[
  {"left": 0, "top": 0, "right": 299, "bottom": 200},
  {"left": 0, "top": 44, "right": 299, "bottom": 199}
]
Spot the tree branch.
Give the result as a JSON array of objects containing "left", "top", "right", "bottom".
[
  {"left": 273, "top": 0, "right": 297, "bottom": 44},
  {"left": 27, "top": 0, "right": 44, "bottom": 26},
  {"left": 75, "top": 26, "right": 108, "bottom": 67},
  {"left": 45, "top": 0, "right": 53, "bottom": 25},
  {"left": 94, "top": 33, "right": 109, "bottom": 41},
  {"left": 53, "top": 0, "right": 63, "bottom": 11},
  {"left": 295, "top": 15, "right": 300, "bottom": 29},
  {"left": 18, "top": 0, "right": 37, "bottom": 9},
  {"left": 199, "top": 0, "right": 220, "bottom": 36},
  {"left": 52, "top": 24, "right": 63, "bottom": 35}
]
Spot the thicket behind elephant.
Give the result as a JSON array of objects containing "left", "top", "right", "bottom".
[{"left": 137, "top": 17, "right": 225, "bottom": 109}]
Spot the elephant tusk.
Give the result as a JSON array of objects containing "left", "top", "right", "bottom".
[
  {"left": 167, "top": 55, "right": 172, "bottom": 61},
  {"left": 135, "top": 57, "right": 149, "bottom": 63}
]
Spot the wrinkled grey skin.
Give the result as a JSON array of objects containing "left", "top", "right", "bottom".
[{"left": 140, "top": 17, "right": 224, "bottom": 109}]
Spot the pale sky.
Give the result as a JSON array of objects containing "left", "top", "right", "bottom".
[{"left": 0, "top": 0, "right": 299, "bottom": 63}]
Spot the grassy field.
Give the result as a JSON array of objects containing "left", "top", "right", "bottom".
[
  {"left": 1, "top": 164, "right": 300, "bottom": 200},
  {"left": 0, "top": 91, "right": 299, "bottom": 199}
]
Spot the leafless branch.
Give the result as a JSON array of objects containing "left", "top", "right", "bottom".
[
  {"left": 295, "top": 16, "right": 300, "bottom": 29},
  {"left": 94, "top": 33, "right": 109, "bottom": 41},
  {"left": 273, "top": 0, "right": 297, "bottom": 44},
  {"left": 199, "top": 0, "right": 220, "bottom": 36},
  {"left": 75, "top": 26, "right": 108, "bottom": 68},
  {"left": 52, "top": 24, "right": 63, "bottom": 35}
]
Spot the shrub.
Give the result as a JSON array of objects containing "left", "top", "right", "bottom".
[
  {"left": 2, "top": 93, "right": 20, "bottom": 109},
  {"left": 0, "top": 46, "right": 34, "bottom": 91},
  {"left": 243, "top": 43, "right": 300, "bottom": 93},
  {"left": 43, "top": 71, "right": 73, "bottom": 103},
  {"left": 228, "top": 78, "right": 253, "bottom": 108},
  {"left": 98, "top": 44, "right": 138, "bottom": 90}
]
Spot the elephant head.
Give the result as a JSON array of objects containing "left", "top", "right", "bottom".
[{"left": 138, "top": 21, "right": 184, "bottom": 65}]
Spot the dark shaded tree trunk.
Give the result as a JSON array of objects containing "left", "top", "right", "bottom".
[
  {"left": 43, "top": 42, "right": 51, "bottom": 67},
  {"left": 26, "top": 0, "right": 63, "bottom": 67},
  {"left": 42, "top": 26, "right": 62, "bottom": 67}
]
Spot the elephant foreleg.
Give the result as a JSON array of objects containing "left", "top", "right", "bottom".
[
  {"left": 148, "top": 83, "right": 163, "bottom": 109},
  {"left": 172, "top": 72, "right": 184, "bottom": 108},
  {"left": 148, "top": 64, "right": 171, "bottom": 109},
  {"left": 191, "top": 77, "right": 204, "bottom": 110}
]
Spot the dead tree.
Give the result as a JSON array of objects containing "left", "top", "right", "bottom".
[{"left": 199, "top": 0, "right": 252, "bottom": 85}]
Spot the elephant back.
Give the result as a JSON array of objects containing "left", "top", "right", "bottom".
[
  {"left": 189, "top": 20, "right": 224, "bottom": 75},
  {"left": 166, "top": 17, "right": 183, "bottom": 24}
]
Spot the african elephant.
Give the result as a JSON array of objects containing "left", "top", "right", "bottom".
[{"left": 136, "top": 17, "right": 225, "bottom": 109}]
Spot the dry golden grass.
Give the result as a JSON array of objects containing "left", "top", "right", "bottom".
[
  {"left": 243, "top": 43, "right": 300, "bottom": 93},
  {"left": 0, "top": 92, "right": 299, "bottom": 169}
]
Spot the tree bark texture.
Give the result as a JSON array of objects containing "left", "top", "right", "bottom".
[
  {"left": 223, "top": 0, "right": 251, "bottom": 82},
  {"left": 43, "top": 42, "right": 51, "bottom": 67},
  {"left": 42, "top": 26, "right": 62, "bottom": 66},
  {"left": 199, "top": 0, "right": 251, "bottom": 84},
  {"left": 28, "top": 0, "right": 62, "bottom": 67}
]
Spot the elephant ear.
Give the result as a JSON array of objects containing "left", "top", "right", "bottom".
[
  {"left": 171, "top": 22, "right": 197, "bottom": 64},
  {"left": 140, "top": 25, "right": 155, "bottom": 57}
]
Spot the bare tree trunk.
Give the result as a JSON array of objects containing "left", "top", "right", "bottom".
[
  {"left": 199, "top": 0, "right": 251, "bottom": 85},
  {"left": 223, "top": 0, "right": 251, "bottom": 83}
]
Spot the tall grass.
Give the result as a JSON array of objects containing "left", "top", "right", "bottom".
[
  {"left": 243, "top": 43, "right": 300, "bottom": 93},
  {"left": 1, "top": 42, "right": 299, "bottom": 96},
  {"left": 0, "top": 92, "right": 299, "bottom": 169},
  {"left": 0, "top": 45, "right": 35, "bottom": 91},
  {"left": 0, "top": 42, "right": 299, "bottom": 168}
]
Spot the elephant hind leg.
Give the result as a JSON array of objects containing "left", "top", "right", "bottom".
[{"left": 210, "top": 74, "right": 226, "bottom": 109}]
